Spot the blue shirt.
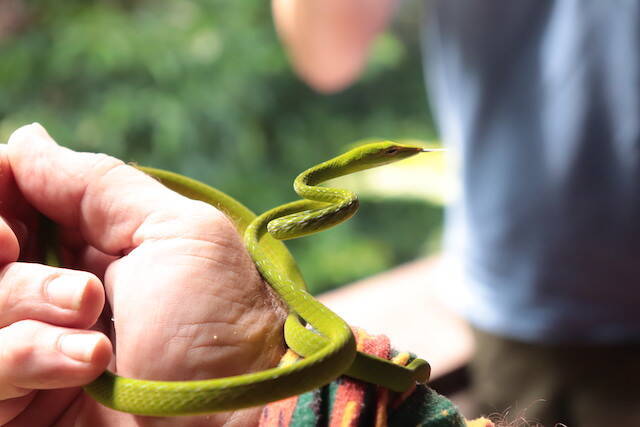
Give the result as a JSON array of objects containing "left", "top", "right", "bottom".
[{"left": 423, "top": 0, "right": 640, "bottom": 343}]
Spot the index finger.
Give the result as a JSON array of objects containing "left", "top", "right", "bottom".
[
  {"left": 7, "top": 123, "right": 230, "bottom": 257},
  {"left": 0, "top": 143, "right": 39, "bottom": 262}
]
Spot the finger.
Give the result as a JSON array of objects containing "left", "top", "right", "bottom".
[
  {"left": 0, "top": 319, "right": 111, "bottom": 400},
  {"left": 0, "top": 144, "right": 38, "bottom": 263},
  {"left": 0, "top": 143, "right": 29, "bottom": 264},
  {"left": 0, "top": 217, "right": 20, "bottom": 265},
  {"left": 0, "top": 144, "right": 34, "bottom": 223},
  {"left": 55, "top": 226, "right": 119, "bottom": 279},
  {"left": 72, "top": 245, "right": 119, "bottom": 282},
  {"left": 0, "top": 392, "right": 36, "bottom": 426},
  {"left": 0, "top": 263, "right": 104, "bottom": 329},
  {"left": 7, "top": 123, "right": 229, "bottom": 258},
  {"left": 0, "top": 388, "right": 78, "bottom": 427}
]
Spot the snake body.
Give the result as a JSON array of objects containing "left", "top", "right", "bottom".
[{"left": 82, "top": 141, "right": 431, "bottom": 415}]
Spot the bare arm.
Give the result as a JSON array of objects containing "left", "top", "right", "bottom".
[{"left": 272, "top": 0, "right": 399, "bottom": 93}]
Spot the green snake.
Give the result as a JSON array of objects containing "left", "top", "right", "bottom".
[{"left": 80, "top": 141, "right": 433, "bottom": 416}]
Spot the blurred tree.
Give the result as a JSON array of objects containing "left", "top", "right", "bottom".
[{"left": 0, "top": 0, "right": 441, "bottom": 293}]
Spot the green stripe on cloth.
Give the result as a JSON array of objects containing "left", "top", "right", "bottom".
[{"left": 260, "top": 328, "right": 466, "bottom": 427}]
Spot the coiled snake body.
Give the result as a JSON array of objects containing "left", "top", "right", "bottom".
[{"left": 82, "top": 141, "right": 432, "bottom": 416}]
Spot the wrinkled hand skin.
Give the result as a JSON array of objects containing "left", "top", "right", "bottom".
[{"left": 0, "top": 123, "right": 286, "bottom": 427}]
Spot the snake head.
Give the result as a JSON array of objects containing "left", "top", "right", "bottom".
[{"left": 340, "top": 141, "right": 432, "bottom": 172}]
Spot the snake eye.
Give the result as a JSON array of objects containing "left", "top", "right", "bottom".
[{"left": 384, "top": 148, "right": 398, "bottom": 155}]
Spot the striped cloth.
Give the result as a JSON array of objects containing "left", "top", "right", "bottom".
[{"left": 259, "top": 327, "right": 470, "bottom": 427}]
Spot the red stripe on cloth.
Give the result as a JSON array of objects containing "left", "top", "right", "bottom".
[
  {"left": 329, "top": 327, "right": 391, "bottom": 427},
  {"left": 258, "top": 395, "right": 299, "bottom": 427},
  {"left": 259, "top": 350, "right": 301, "bottom": 427}
]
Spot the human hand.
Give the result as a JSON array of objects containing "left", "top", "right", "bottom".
[{"left": 0, "top": 123, "right": 286, "bottom": 426}]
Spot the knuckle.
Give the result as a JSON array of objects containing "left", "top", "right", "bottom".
[
  {"left": 188, "top": 201, "right": 236, "bottom": 234},
  {"left": 7, "top": 123, "right": 52, "bottom": 147},
  {"left": 0, "top": 320, "right": 41, "bottom": 367},
  {"left": 0, "top": 263, "right": 45, "bottom": 307},
  {"left": 80, "top": 153, "right": 128, "bottom": 196},
  {"left": 87, "top": 152, "right": 125, "bottom": 175},
  {"left": 7, "top": 125, "right": 34, "bottom": 145},
  {"left": 0, "top": 263, "right": 25, "bottom": 316},
  {"left": 0, "top": 320, "right": 45, "bottom": 400},
  {"left": 139, "top": 199, "right": 237, "bottom": 244}
]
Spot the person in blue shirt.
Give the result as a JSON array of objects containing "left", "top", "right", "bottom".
[{"left": 272, "top": 1, "right": 640, "bottom": 425}]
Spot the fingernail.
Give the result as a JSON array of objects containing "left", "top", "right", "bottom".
[
  {"left": 47, "top": 275, "right": 87, "bottom": 310},
  {"left": 59, "top": 333, "right": 101, "bottom": 362}
]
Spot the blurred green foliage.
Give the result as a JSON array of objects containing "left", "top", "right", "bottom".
[{"left": 0, "top": 0, "right": 441, "bottom": 293}]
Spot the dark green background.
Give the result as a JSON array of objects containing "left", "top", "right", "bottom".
[{"left": 0, "top": 0, "right": 441, "bottom": 293}]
